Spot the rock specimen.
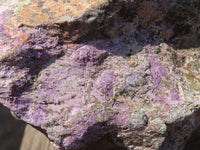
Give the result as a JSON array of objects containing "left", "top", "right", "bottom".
[{"left": 0, "top": 0, "right": 200, "bottom": 150}]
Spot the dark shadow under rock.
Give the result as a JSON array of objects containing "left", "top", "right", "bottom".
[
  {"left": 67, "top": 123, "right": 128, "bottom": 150},
  {"left": 0, "top": 104, "right": 25, "bottom": 150},
  {"left": 183, "top": 127, "right": 200, "bottom": 150}
]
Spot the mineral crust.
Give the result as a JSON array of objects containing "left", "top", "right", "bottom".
[{"left": 0, "top": 0, "right": 200, "bottom": 150}]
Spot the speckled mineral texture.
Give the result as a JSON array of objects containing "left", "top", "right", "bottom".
[{"left": 0, "top": 0, "right": 200, "bottom": 150}]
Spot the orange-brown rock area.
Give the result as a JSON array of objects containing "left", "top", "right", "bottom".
[
  {"left": 0, "top": 0, "right": 108, "bottom": 60},
  {"left": 7, "top": 0, "right": 105, "bottom": 27}
]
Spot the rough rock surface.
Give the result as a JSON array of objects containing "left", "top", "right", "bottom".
[{"left": 0, "top": 0, "right": 200, "bottom": 150}]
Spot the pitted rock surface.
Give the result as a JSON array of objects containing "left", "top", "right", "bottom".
[{"left": 0, "top": 0, "right": 200, "bottom": 150}]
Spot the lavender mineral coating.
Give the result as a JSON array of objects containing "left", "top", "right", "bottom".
[
  {"left": 5, "top": 42, "right": 198, "bottom": 149},
  {"left": 0, "top": 0, "right": 200, "bottom": 150}
]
